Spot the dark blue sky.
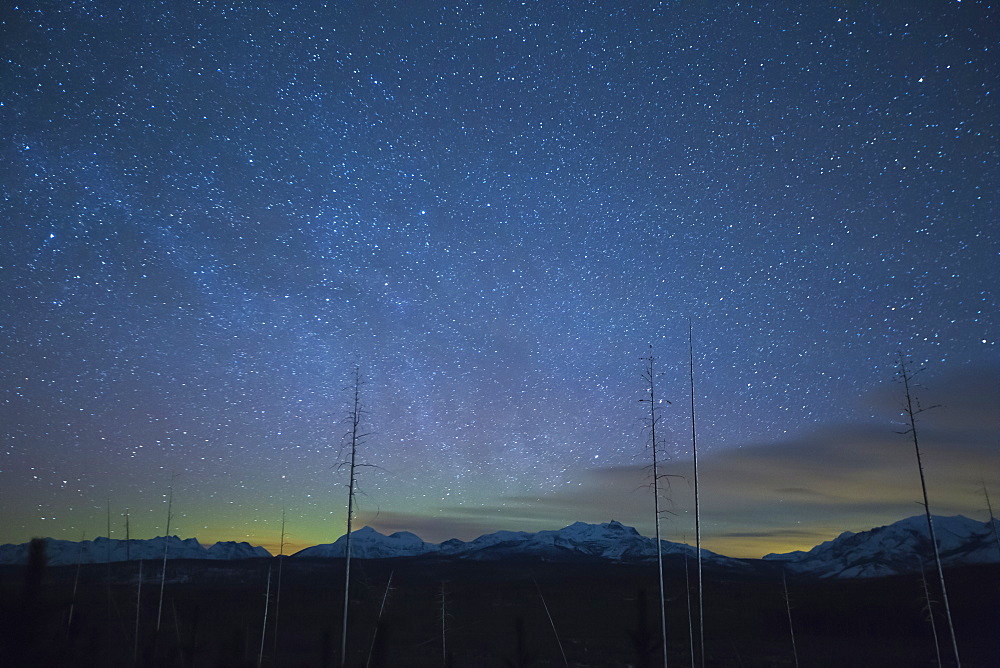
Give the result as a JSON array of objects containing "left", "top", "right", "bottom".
[{"left": 2, "top": 1, "right": 996, "bottom": 556}]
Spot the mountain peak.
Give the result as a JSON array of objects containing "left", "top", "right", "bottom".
[
  {"left": 764, "top": 514, "right": 1000, "bottom": 578},
  {"left": 288, "top": 520, "right": 726, "bottom": 563},
  {"left": 558, "top": 520, "right": 642, "bottom": 540},
  {"left": 6, "top": 514, "right": 992, "bottom": 575}
]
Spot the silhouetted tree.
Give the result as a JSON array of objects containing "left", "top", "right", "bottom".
[
  {"left": 340, "top": 367, "right": 372, "bottom": 667},
  {"left": 157, "top": 479, "right": 176, "bottom": 632},
  {"left": 641, "top": 348, "right": 670, "bottom": 667},
  {"left": 896, "top": 353, "right": 960, "bottom": 667},
  {"left": 782, "top": 570, "right": 799, "bottom": 668},
  {"left": 687, "top": 321, "right": 704, "bottom": 668},
  {"left": 981, "top": 482, "right": 1000, "bottom": 559}
]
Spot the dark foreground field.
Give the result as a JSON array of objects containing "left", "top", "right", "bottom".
[{"left": 1, "top": 553, "right": 997, "bottom": 667}]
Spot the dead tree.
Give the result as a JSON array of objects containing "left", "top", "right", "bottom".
[
  {"left": 156, "top": 481, "right": 175, "bottom": 632},
  {"left": 258, "top": 563, "right": 272, "bottom": 668},
  {"left": 273, "top": 508, "right": 286, "bottom": 658},
  {"left": 896, "top": 353, "right": 960, "bottom": 667},
  {"left": 340, "top": 367, "right": 371, "bottom": 667},
  {"left": 917, "top": 557, "right": 943, "bottom": 668},
  {"left": 641, "top": 348, "right": 671, "bottom": 668},
  {"left": 366, "top": 570, "right": 394, "bottom": 668},
  {"left": 687, "top": 322, "right": 704, "bottom": 668},
  {"left": 782, "top": 570, "right": 799, "bottom": 668},
  {"left": 981, "top": 481, "right": 1000, "bottom": 559}
]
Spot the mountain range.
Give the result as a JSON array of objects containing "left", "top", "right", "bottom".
[
  {"left": 293, "top": 519, "right": 729, "bottom": 563},
  {"left": 0, "top": 535, "right": 269, "bottom": 566},
  {"left": 764, "top": 514, "right": 1000, "bottom": 578},
  {"left": 3, "top": 515, "right": 998, "bottom": 578}
]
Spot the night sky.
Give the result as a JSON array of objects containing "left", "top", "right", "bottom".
[{"left": 2, "top": 1, "right": 997, "bottom": 558}]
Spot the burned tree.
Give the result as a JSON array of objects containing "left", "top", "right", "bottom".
[
  {"left": 339, "top": 367, "right": 372, "bottom": 667},
  {"left": 896, "top": 354, "right": 960, "bottom": 667},
  {"left": 641, "top": 347, "right": 671, "bottom": 667},
  {"left": 687, "top": 321, "right": 704, "bottom": 668}
]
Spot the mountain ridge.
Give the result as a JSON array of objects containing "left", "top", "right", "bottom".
[
  {"left": 4, "top": 515, "right": 999, "bottom": 578},
  {"left": 0, "top": 535, "right": 270, "bottom": 566},
  {"left": 293, "top": 519, "right": 729, "bottom": 564},
  {"left": 763, "top": 514, "right": 1000, "bottom": 578}
]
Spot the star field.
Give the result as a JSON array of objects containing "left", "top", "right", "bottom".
[{"left": 1, "top": 1, "right": 997, "bottom": 557}]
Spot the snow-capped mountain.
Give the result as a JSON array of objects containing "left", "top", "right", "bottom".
[
  {"left": 0, "top": 536, "right": 270, "bottom": 566},
  {"left": 764, "top": 515, "right": 1000, "bottom": 578},
  {"left": 7, "top": 516, "right": 996, "bottom": 576},
  {"left": 294, "top": 527, "right": 437, "bottom": 559},
  {"left": 293, "top": 520, "right": 732, "bottom": 565},
  {"left": 206, "top": 540, "right": 272, "bottom": 560},
  {"left": 439, "top": 520, "right": 719, "bottom": 562}
]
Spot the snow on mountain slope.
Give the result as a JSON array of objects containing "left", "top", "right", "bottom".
[
  {"left": 764, "top": 515, "right": 1000, "bottom": 578},
  {"left": 440, "top": 520, "right": 716, "bottom": 562},
  {"left": 293, "top": 520, "right": 730, "bottom": 564},
  {"left": 206, "top": 540, "right": 272, "bottom": 559},
  {"left": 7, "top": 516, "right": 995, "bottom": 574},
  {"left": 294, "top": 527, "right": 437, "bottom": 559},
  {"left": 0, "top": 536, "right": 271, "bottom": 566}
]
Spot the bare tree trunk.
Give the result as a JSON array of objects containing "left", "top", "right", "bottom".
[
  {"left": 156, "top": 484, "right": 174, "bottom": 632},
  {"left": 535, "top": 578, "right": 569, "bottom": 666},
  {"left": 918, "top": 558, "right": 943, "bottom": 668},
  {"left": 273, "top": 509, "right": 286, "bottom": 657},
  {"left": 341, "top": 368, "right": 363, "bottom": 667},
  {"left": 982, "top": 482, "right": 1000, "bottom": 559},
  {"left": 366, "top": 570, "right": 394, "bottom": 668},
  {"left": 69, "top": 532, "right": 83, "bottom": 627},
  {"left": 897, "top": 354, "right": 960, "bottom": 667},
  {"left": 258, "top": 563, "right": 272, "bottom": 668},
  {"left": 782, "top": 570, "right": 799, "bottom": 668},
  {"left": 642, "top": 349, "right": 669, "bottom": 668},
  {"left": 688, "top": 322, "right": 704, "bottom": 668}
]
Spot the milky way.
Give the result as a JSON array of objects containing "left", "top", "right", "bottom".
[{"left": 2, "top": 2, "right": 996, "bottom": 556}]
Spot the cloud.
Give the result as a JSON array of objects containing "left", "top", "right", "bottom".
[
  {"left": 773, "top": 488, "right": 829, "bottom": 497},
  {"left": 359, "top": 510, "right": 514, "bottom": 544},
  {"left": 357, "top": 467, "right": 654, "bottom": 543},
  {"left": 716, "top": 529, "right": 822, "bottom": 540},
  {"left": 358, "top": 363, "right": 998, "bottom": 558}
]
